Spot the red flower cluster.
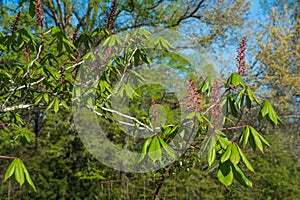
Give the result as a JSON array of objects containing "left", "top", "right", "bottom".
[
  {"left": 186, "top": 79, "right": 201, "bottom": 113},
  {"left": 211, "top": 81, "right": 221, "bottom": 116},
  {"left": 72, "top": 24, "right": 81, "bottom": 44},
  {"left": 11, "top": 12, "right": 20, "bottom": 34},
  {"left": 236, "top": 36, "right": 247, "bottom": 74},
  {"left": 105, "top": 0, "right": 117, "bottom": 31},
  {"left": 35, "top": 0, "right": 44, "bottom": 26}
]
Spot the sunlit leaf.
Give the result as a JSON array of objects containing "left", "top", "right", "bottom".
[
  {"left": 53, "top": 98, "right": 59, "bottom": 113},
  {"left": 221, "top": 143, "right": 232, "bottom": 163},
  {"left": 232, "top": 164, "right": 253, "bottom": 187},
  {"left": 15, "top": 159, "right": 25, "bottom": 185},
  {"left": 148, "top": 136, "right": 162, "bottom": 162},
  {"left": 230, "top": 144, "right": 240, "bottom": 165},
  {"left": 158, "top": 137, "right": 176, "bottom": 160},
  {"left": 217, "top": 160, "right": 233, "bottom": 186},
  {"left": 4, "top": 159, "right": 17, "bottom": 182},
  {"left": 237, "top": 146, "right": 254, "bottom": 172}
]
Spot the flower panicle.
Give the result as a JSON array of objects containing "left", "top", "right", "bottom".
[
  {"left": 236, "top": 36, "right": 247, "bottom": 74},
  {"left": 35, "top": 0, "right": 44, "bottom": 26},
  {"left": 211, "top": 81, "right": 221, "bottom": 117},
  {"left": 186, "top": 78, "right": 201, "bottom": 113},
  {"left": 72, "top": 24, "right": 80, "bottom": 44},
  {"left": 11, "top": 12, "right": 21, "bottom": 34},
  {"left": 105, "top": 0, "right": 117, "bottom": 31}
]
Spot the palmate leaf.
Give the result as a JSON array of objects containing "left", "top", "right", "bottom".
[
  {"left": 258, "top": 100, "right": 284, "bottom": 125},
  {"left": 3, "top": 159, "right": 36, "bottom": 191},
  {"left": 225, "top": 72, "right": 245, "bottom": 88},
  {"left": 218, "top": 159, "right": 252, "bottom": 187},
  {"left": 239, "top": 126, "right": 270, "bottom": 153}
]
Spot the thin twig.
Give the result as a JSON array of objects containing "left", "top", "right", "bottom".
[
  {"left": 9, "top": 77, "right": 46, "bottom": 92},
  {"left": 23, "top": 44, "right": 44, "bottom": 78},
  {"left": 0, "top": 104, "right": 33, "bottom": 112},
  {"left": 87, "top": 105, "right": 153, "bottom": 133},
  {"left": 98, "top": 105, "right": 153, "bottom": 132},
  {"left": 64, "top": 60, "right": 84, "bottom": 71},
  {"left": 0, "top": 155, "right": 17, "bottom": 159}
]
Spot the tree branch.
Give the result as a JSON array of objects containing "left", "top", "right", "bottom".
[{"left": 0, "top": 104, "right": 33, "bottom": 112}]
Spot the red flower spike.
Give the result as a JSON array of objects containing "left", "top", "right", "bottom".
[
  {"left": 186, "top": 79, "right": 201, "bottom": 113},
  {"left": 236, "top": 36, "right": 247, "bottom": 75},
  {"left": 35, "top": 0, "right": 44, "bottom": 26}
]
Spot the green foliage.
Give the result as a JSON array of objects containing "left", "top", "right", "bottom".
[
  {"left": 4, "top": 158, "right": 36, "bottom": 191},
  {"left": 1, "top": 0, "right": 297, "bottom": 199}
]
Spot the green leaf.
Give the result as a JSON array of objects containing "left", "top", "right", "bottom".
[
  {"left": 250, "top": 127, "right": 264, "bottom": 153},
  {"left": 245, "top": 87, "right": 259, "bottom": 109},
  {"left": 218, "top": 136, "right": 231, "bottom": 149},
  {"left": 43, "top": 93, "right": 49, "bottom": 104},
  {"left": 221, "top": 143, "right": 232, "bottom": 163},
  {"left": 186, "top": 112, "right": 196, "bottom": 119},
  {"left": 258, "top": 100, "right": 284, "bottom": 125},
  {"left": 45, "top": 99, "right": 55, "bottom": 111},
  {"left": 257, "top": 133, "right": 271, "bottom": 147},
  {"left": 4, "top": 159, "right": 17, "bottom": 182},
  {"left": 62, "top": 37, "right": 76, "bottom": 49},
  {"left": 141, "top": 137, "right": 152, "bottom": 154},
  {"left": 230, "top": 144, "right": 240, "bottom": 165},
  {"left": 53, "top": 98, "right": 59, "bottom": 113},
  {"left": 199, "top": 76, "right": 214, "bottom": 95},
  {"left": 14, "top": 113, "right": 25, "bottom": 125},
  {"left": 158, "top": 137, "right": 176, "bottom": 160},
  {"left": 15, "top": 159, "right": 25, "bottom": 185},
  {"left": 21, "top": 161, "right": 37, "bottom": 191},
  {"left": 241, "top": 126, "right": 250, "bottom": 148},
  {"left": 226, "top": 72, "right": 245, "bottom": 88},
  {"left": 248, "top": 133, "right": 256, "bottom": 151},
  {"left": 237, "top": 146, "right": 254, "bottom": 172},
  {"left": 34, "top": 94, "right": 43, "bottom": 104},
  {"left": 217, "top": 161, "right": 233, "bottom": 187},
  {"left": 229, "top": 96, "right": 238, "bottom": 118},
  {"left": 207, "top": 146, "right": 216, "bottom": 166},
  {"left": 148, "top": 136, "right": 162, "bottom": 162},
  {"left": 124, "top": 84, "right": 139, "bottom": 99},
  {"left": 232, "top": 164, "right": 253, "bottom": 187},
  {"left": 61, "top": 100, "right": 70, "bottom": 111},
  {"left": 249, "top": 126, "right": 270, "bottom": 149},
  {"left": 246, "top": 95, "right": 252, "bottom": 109},
  {"left": 260, "top": 100, "right": 270, "bottom": 117}
]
